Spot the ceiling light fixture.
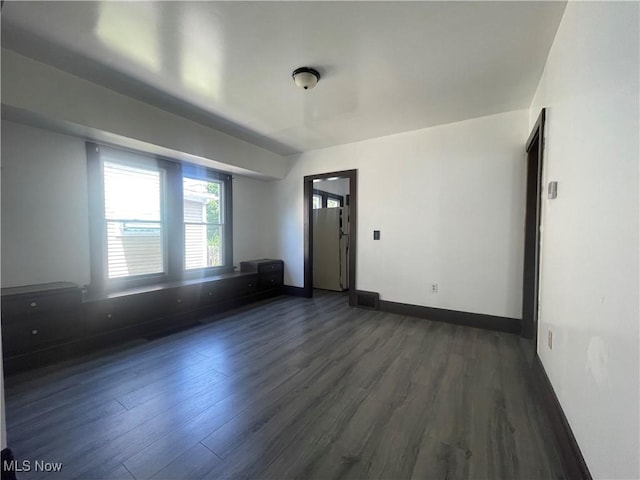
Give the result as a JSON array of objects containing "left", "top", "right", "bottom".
[{"left": 292, "top": 67, "right": 320, "bottom": 90}]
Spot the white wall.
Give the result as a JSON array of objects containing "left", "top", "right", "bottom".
[
  {"left": 530, "top": 2, "right": 639, "bottom": 478},
  {"left": 1, "top": 120, "right": 276, "bottom": 288},
  {"left": 232, "top": 176, "right": 276, "bottom": 267},
  {"left": 275, "top": 110, "right": 528, "bottom": 319},
  {"left": 1, "top": 120, "right": 91, "bottom": 287}
]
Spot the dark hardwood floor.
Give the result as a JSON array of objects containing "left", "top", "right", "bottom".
[{"left": 4, "top": 291, "right": 564, "bottom": 480}]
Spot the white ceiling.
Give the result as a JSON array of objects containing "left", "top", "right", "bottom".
[{"left": 1, "top": 1, "right": 566, "bottom": 155}]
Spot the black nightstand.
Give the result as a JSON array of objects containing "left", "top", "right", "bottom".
[{"left": 240, "top": 259, "right": 284, "bottom": 291}]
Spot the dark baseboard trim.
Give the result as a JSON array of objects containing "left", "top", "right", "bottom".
[
  {"left": 282, "top": 285, "right": 310, "bottom": 297},
  {"left": 378, "top": 300, "right": 521, "bottom": 334},
  {"left": 2, "top": 448, "right": 18, "bottom": 480},
  {"left": 532, "top": 355, "right": 592, "bottom": 480}
]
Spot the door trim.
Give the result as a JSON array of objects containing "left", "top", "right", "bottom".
[
  {"left": 303, "top": 170, "right": 357, "bottom": 305},
  {"left": 521, "top": 108, "right": 546, "bottom": 340}
]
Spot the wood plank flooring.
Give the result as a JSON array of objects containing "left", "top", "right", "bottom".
[{"left": 4, "top": 291, "right": 564, "bottom": 480}]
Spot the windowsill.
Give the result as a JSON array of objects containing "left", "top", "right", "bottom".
[{"left": 83, "top": 270, "right": 252, "bottom": 303}]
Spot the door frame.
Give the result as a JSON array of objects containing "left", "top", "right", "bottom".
[
  {"left": 521, "top": 108, "right": 546, "bottom": 340},
  {"left": 303, "top": 169, "right": 357, "bottom": 305}
]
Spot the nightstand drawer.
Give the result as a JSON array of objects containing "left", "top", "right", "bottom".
[
  {"left": 240, "top": 259, "right": 283, "bottom": 274},
  {"left": 258, "top": 271, "right": 283, "bottom": 290},
  {"left": 258, "top": 262, "right": 282, "bottom": 274}
]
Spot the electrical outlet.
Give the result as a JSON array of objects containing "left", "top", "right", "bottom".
[
  {"left": 548, "top": 330, "right": 553, "bottom": 350},
  {"left": 431, "top": 282, "right": 438, "bottom": 293}
]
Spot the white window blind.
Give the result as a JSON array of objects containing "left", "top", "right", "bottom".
[{"left": 103, "top": 161, "right": 164, "bottom": 279}]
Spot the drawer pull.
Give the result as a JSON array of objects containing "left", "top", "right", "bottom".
[
  {"left": 248, "top": 283, "right": 252, "bottom": 287},
  {"left": 31, "top": 329, "right": 39, "bottom": 335},
  {"left": 107, "top": 313, "right": 112, "bottom": 319},
  {"left": 208, "top": 292, "right": 212, "bottom": 296},
  {"left": 177, "top": 299, "right": 182, "bottom": 303},
  {"left": 30, "top": 302, "right": 37, "bottom": 307}
]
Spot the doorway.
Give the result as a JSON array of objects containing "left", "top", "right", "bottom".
[
  {"left": 303, "top": 170, "right": 357, "bottom": 306},
  {"left": 521, "top": 109, "right": 545, "bottom": 342}
]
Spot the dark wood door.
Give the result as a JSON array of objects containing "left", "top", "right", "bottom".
[{"left": 521, "top": 109, "right": 545, "bottom": 341}]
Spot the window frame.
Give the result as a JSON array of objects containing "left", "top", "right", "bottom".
[
  {"left": 181, "top": 164, "right": 233, "bottom": 277},
  {"left": 312, "top": 189, "right": 344, "bottom": 209},
  {"left": 87, "top": 142, "right": 233, "bottom": 293},
  {"left": 102, "top": 155, "right": 168, "bottom": 281}
]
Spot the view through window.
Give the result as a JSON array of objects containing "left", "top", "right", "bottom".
[
  {"left": 88, "top": 143, "right": 233, "bottom": 289},
  {"left": 183, "top": 177, "right": 224, "bottom": 269},
  {"left": 103, "top": 161, "right": 164, "bottom": 279}
]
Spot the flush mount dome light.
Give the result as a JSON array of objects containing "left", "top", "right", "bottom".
[{"left": 292, "top": 67, "right": 320, "bottom": 90}]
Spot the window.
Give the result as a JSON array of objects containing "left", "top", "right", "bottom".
[
  {"left": 313, "top": 189, "right": 344, "bottom": 209},
  {"left": 103, "top": 161, "right": 165, "bottom": 278},
  {"left": 87, "top": 143, "right": 233, "bottom": 291},
  {"left": 183, "top": 177, "right": 224, "bottom": 269},
  {"left": 327, "top": 198, "right": 341, "bottom": 208}
]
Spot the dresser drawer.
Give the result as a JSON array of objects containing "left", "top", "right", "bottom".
[
  {"left": 2, "top": 314, "right": 81, "bottom": 355},
  {"left": 2, "top": 290, "right": 82, "bottom": 321},
  {"left": 224, "top": 275, "right": 259, "bottom": 297},
  {"left": 199, "top": 275, "right": 258, "bottom": 306},
  {"left": 168, "top": 285, "right": 201, "bottom": 313},
  {"left": 84, "top": 294, "right": 157, "bottom": 333}
]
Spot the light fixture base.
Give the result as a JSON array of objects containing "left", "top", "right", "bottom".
[{"left": 292, "top": 67, "right": 320, "bottom": 90}]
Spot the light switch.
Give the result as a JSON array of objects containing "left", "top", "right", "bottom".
[
  {"left": 373, "top": 230, "right": 380, "bottom": 240},
  {"left": 548, "top": 181, "right": 558, "bottom": 199}
]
